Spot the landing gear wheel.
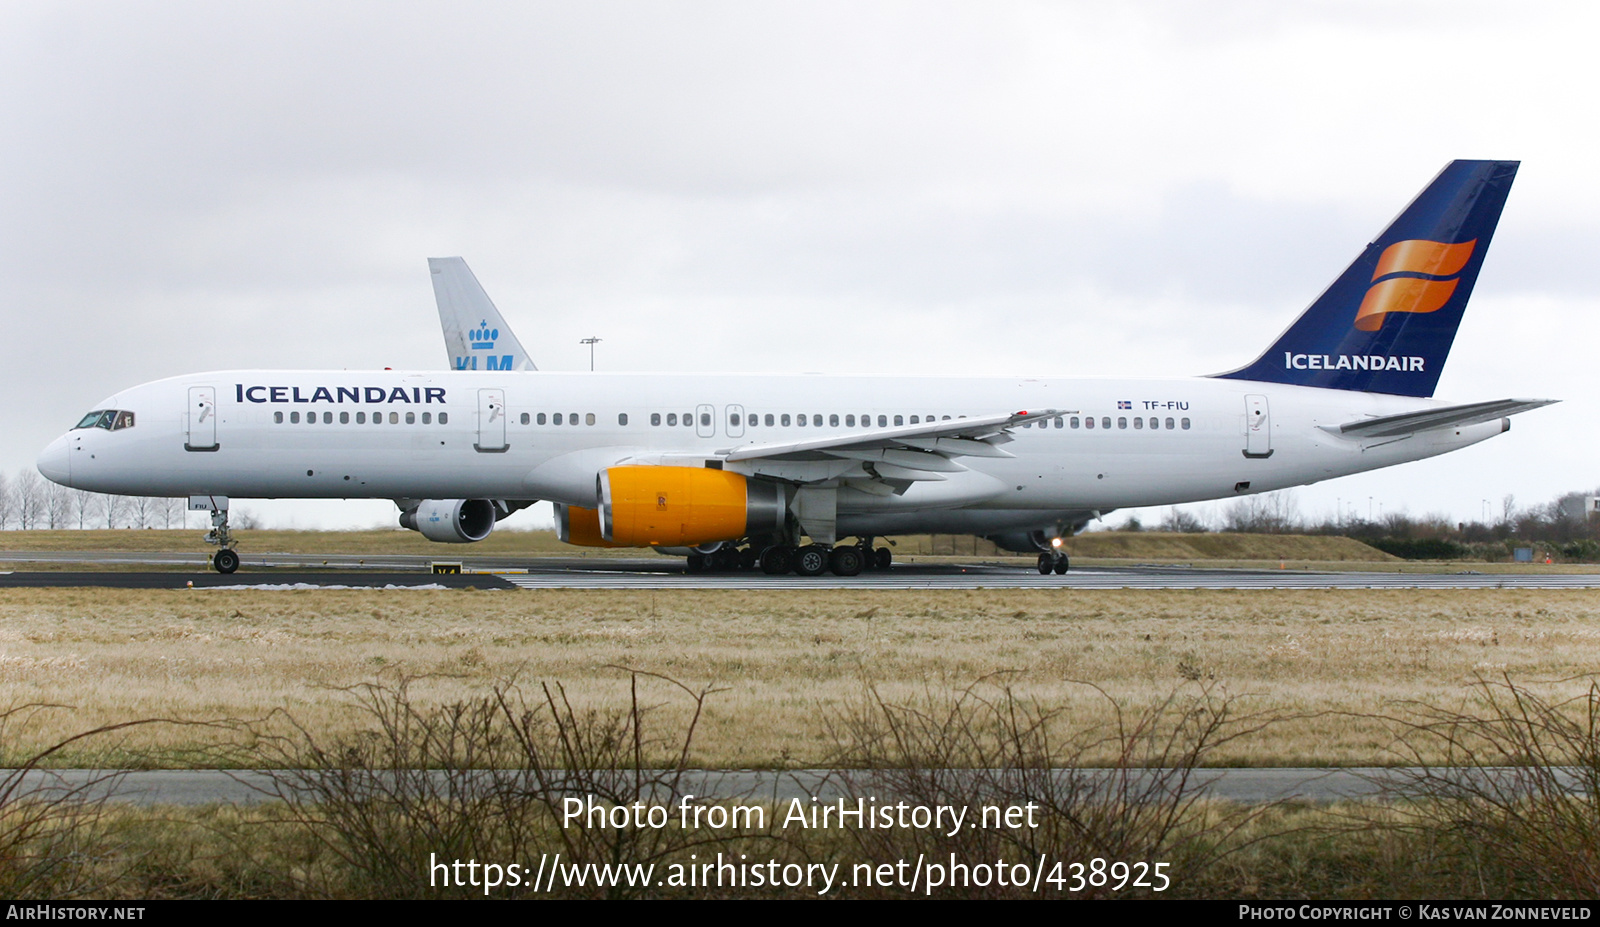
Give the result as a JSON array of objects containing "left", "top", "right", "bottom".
[
  {"left": 1053, "top": 555, "right": 1069, "bottom": 575},
  {"left": 1037, "top": 552, "right": 1053, "bottom": 575},
  {"left": 686, "top": 553, "right": 707, "bottom": 573},
  {"left": 794, "top": 545, "right": 829, "bottom": 577},
  {"left": 759, "top": 546, "right": 793, "bottom": 575},
  {"left": 829, "top": 546, "right": 865, "bottom": 576},
  {"left": 213, "top": 549, "right": 240, "bottom": 575},
  {"left": 738, "top": 547, "right": 759, "bottom": 571},
  {"left": 874, "top": 547, "right": 892, "bottom": 570},
  {"left": 711, "top": 548, "right": 739, "bottom": 571}
]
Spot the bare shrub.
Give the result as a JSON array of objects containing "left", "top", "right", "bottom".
[
  {"left": 0, "top": 705, "right": 179, "bottom": 897},
  {"left": 1375, "top": 674, "right": 1600, "bottom": 897},
  {"left": 829, "top": 677, "right": 1279, "bottom": 898},
  {"left": 253, "top": 670, "right": 770, "bottom": 898}
]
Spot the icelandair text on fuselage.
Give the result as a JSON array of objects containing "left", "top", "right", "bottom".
[
  {"left": 1283, "top": 353, "right": 1424, "bottom": 372},
  {"left": 235, "top": 384, "right": 447, "bottom": 404}
]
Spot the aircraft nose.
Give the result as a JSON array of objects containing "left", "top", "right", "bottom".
[{"left": 36, "top": 436, "right": 72, "bottom": 488}]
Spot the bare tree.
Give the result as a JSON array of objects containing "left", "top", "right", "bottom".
[
  {"left": 0, "top": 472, "right": 12, "bottom": 530},
  {"left": 101, "top": 494, "right": 126, "bottom": 530},
  {"left": 126, "top": 496, "right": 155, "bottom": 530},
  {"left": 160, "top": 497, "right": 183, "bottom": 529},
  {"left": 1159, "top": 506, "right": 1209, "bottom": 533},
  {"left": 1223, "top": 490, "right": 1302, "bottom": 534},
  {"left": 69, "top": 490, "right": 99, "bottom": 530},
  {"left": 14, "top": 471, "right": 44, "bottom": 530},
  {"left": 44, "top": 483, "right": 70, "bottom": 530}
]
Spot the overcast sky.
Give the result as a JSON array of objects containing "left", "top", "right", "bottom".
[{"left": 3, "top": 1, "right": 1595, "bottom": 531}]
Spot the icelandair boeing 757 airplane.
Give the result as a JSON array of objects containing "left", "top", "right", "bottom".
[{"left": 37, "top": 161, "right": 1553, "bottom": 576}]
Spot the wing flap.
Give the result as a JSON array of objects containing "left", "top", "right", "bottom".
[{"left": 720, "top": 409, "right": 1060, "bottom": 463}]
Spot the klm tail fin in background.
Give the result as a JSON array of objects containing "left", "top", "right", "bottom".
[
  {"left": 429, "top": 257, "right": 537, "bottom": 372},
  {"left": 1214, "top": 160, "right": 1518, "bottom": 397}
]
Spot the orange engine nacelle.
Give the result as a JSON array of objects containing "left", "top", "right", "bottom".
[
  {"left": 554, "top": 503, "right": 623, "bottom": 548},
  {"left": 600, "top": 466, "right": 786, "bottom": 547}
]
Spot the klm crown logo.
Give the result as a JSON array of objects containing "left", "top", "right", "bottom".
[{"left": 469, "top": 321, "right": 498, "bottom": 350}]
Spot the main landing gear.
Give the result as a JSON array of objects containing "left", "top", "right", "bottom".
[
  {"left": 689, "top": 540, "right": 892, "bottom": 577},
  {"left": 1037, "top": 551, "right": 1070, "bottom": 575},
  {"left": 193, "top": 495, "right": 240, "bottom": 574}
]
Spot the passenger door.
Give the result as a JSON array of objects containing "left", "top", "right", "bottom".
[
  {"left": 185, "top": 386, "right": 218, "bottom": 451},
  {"left": 1243, "top": 394, "right": 1272, "bottom": 458},
  {"left": 475, "top": 388, "right": 508, "bottom": 452}
]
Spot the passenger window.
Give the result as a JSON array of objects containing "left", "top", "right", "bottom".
[
  {"left": 553, "top": 413, "right": 563, "bottom": 425},
  {"left": 845, "top": 415, "right": 855, "bottom": 427},
  {"left": 893, "top": 415, "right": 903, "bottom": 426},
  {"left": 340, "top": 412, "right": 350, "bottom": 424},
  {"left": 781, "top": 414, "right": 791, "bottom": 426},
  {"left": 405, "top": 412, "right": 415, "bottom": 424},
  {"left": 1085, "top": 417, "right": 1094, "bottom": 429},
  {"left": 878, "top": 415, "right": 887, "bottom": 427},
  {"left": 520, "top": 413, "right": 530, "bottom": 425},
  {"left": 651, "top": 412, "right": 661, "bottom": 426},
  {"left": 1181, "top": 417, "right": 1191, "bottom": 430},
  {"left": 422, "top": 412, "right": 431, "bottom": 424},
  {"left": 356, "top": 411, "right": 366, "bottom": 424},
  {"left": 324, "top": 412, "right": 333, "bottom": 424},
  {"left": 1102, "top": 417, "right": 1111, "bottom": 429},
  {"left": 796, "top": 414, "right": 806, "bottom": 427},
  {"left": 587, "top": 413, "right": 596, "bottom": 426},
  {"left": 439, "top": 412, "right": 448, "bottom": 424},
  {"left": 538, "top": 412, "right": 547, "bottom": 425},
  {"left": 909, "top": 415, "right": 919, "bottom": 424},
  {"left": 667, "top": 413, "right": 677, "bottom": 426},
  {"left": 764, "top": 413, "right": 774, "bottom": 426},
  {"left": 275, "top": 411, "right": 284, "bottom": 424},
  {"left": 572, "top": 412, "right": 580, "bottom": 425},
  {"left": 942, "top": 415, "right": 951, "bottom": 421},
  {"left": 1166, "top": 417, "right": 1175, "bottom": 430},
  {"left": 748, "top": 413, "right": 757, "bottom": 426},
  {"left": 1070, "top": 417, "right": 1079, "bottom": 429},
  {"left": 619, "top": 413, "right": 629, "bottom": 426},
  {"left": 1133, "top": 417, "right": 1143, "bottom": 429},
  {"left": 1118, "top": 417, "right": 1127, "bottom": 429},
  {"left": 729, "top": 412, "right": 739, "bottom": 427},
  {"left": 830, "top": 414, "right": 839, "bottom": 427},
  {"left": 290, "top": 411, "right": 300, "bottom": 424},
  {"left": 682, "top": 412, "right": 691, "bottom": 426}
]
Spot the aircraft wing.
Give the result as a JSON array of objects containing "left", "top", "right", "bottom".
[
  {"left": 1335, "top": 398, "right": 1558, "bottom": 439},
  {"left": 719, "top": 409, "right": 1061, "bottom": 479}
]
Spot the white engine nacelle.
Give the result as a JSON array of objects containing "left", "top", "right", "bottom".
[{"left": 399, "top": 499, "right": 497, "bottom": 543}]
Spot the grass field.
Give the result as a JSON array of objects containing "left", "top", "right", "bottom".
[{"left": 2, "top": 586, "right": 1598, "bottom": 768}]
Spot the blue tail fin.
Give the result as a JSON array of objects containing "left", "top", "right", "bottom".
[{"left": 1214, "top": 160, "right": 1518, "bottom": 397}]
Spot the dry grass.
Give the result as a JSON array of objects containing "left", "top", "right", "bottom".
[{"left": 0, "top": 587, "right": 1599, "bottom": 767}]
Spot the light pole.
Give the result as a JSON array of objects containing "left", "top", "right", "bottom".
[{"left": 580, "top": 337, "right": 602, "bottom": 371}]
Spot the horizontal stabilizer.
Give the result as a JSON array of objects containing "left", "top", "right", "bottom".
[{"left": 1334, "top": 398, "right": 1557, "bottom": 439}]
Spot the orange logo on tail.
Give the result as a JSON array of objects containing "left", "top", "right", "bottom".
[{"left": 1354, "top": 238, "right": 1476, "bottom": 331}]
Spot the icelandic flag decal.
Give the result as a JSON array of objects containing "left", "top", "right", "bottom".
[{"left": 1116, "top": 400, "right": 1132, "bottom": 410}]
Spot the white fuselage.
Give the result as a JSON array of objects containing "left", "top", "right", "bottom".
[{"left": 37, "top": 369, "right": 1504, "bottom": 537}]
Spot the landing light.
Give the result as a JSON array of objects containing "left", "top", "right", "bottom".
[{"left": 1051, "top": 537, "right": 1063, "bottom": 549}]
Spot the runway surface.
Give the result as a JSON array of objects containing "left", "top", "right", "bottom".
[
  {"left": 2, "top": 550, "right": 1598, "bottom": 589},
  {"left": 0, "top": 767, "right": 1537, "bottom": 806}
]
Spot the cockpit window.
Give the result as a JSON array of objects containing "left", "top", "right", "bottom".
[{"left": 73, "top": 409, "right": 134, "bottom": 431}]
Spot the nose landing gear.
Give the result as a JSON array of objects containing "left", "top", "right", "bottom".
[{"left": 192, "top": 495, "right": 240, "bottom": 574}]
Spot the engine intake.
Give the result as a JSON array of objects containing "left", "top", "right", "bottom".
[
  {"left": 600, "top": 466, "right": 785, "bottom": 547},
  {"left": 399, "top": 499, "right": 497, "bottom": 543}
]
